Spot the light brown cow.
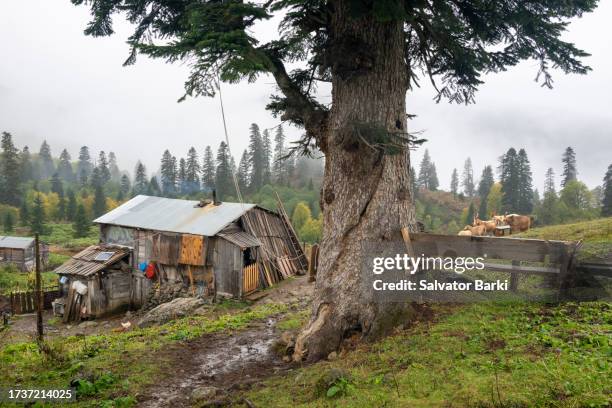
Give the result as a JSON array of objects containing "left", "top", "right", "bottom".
[
  {"left": 458, "top": 227, "right": 472, "bottom": 236},
  {"left": 475, "top": 218, "right": 497, "bottom": 235},
  {"left": 504, "top": 214, "right": 532, "bottom": 233},
  {"left": 458, "top": 224, "right": 486, "bottom": 236}
]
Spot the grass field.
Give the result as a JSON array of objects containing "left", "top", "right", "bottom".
[
  {"left": 519, "top": 217, "right": 612, "bottom": 261},
  {"left": 0, "top": 302, "right": 287, "bottom": 407},
  {"left": 246, "top": 302, "right": 611, "bottom": 407}
]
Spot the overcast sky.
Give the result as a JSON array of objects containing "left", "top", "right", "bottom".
[{"left": 0, "top": 0, "right": 610, "bottom": 191}]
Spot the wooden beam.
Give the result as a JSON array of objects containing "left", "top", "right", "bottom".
[
  {"left": 482, "top": 262, "right": 560, "bottom": 275},
  {"left": 409, "top": 233, "right": 569, "bottom": 263}
]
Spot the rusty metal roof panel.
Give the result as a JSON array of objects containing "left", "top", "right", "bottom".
[
  {"left": 54, "top": 245, "right": 131, "bottom": 277},
  {"left": 0, "top": 236, "right": 34, "bottom": 250},
  {"left": 93, "top": 195, "right": 256, "bottom": 236}
]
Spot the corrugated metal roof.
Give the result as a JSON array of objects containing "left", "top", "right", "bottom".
[
  {"left": 55, "top": 245, "right": 131, "bottom": 277},
  {"left": 0, "top": 236, "right": 34, "bottom": 250},
  {"left": 94, "top": 195, "right": 257, "bottom": 236},
  {"left": 218, "top": 231, "right": 262, "bottom": 248}
]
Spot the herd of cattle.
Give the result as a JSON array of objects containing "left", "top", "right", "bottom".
[{"left": 458, "top": 214, "right": 533, "bottom": 237}]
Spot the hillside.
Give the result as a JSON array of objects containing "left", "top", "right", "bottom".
[{"left": 517, "top": 217, "right": 612, "bottom": 261}]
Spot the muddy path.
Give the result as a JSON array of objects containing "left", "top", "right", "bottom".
[
  {"left": 138, "top": 277, "right": 313, "bottom": 407},
  {"left": 138, "top": 314, "right": 295, "bottom": 408}
]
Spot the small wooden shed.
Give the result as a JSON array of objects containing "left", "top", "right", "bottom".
[
  {"left": 0, "top": 236, "right": 49, "bottom": 272},
  {"left": 54, "top": 245, "right": 131, "bottom": 320}
]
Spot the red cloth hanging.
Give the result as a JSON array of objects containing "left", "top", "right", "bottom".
[{"left": 145, "top": 263, "right": 156, "bottom": 279}]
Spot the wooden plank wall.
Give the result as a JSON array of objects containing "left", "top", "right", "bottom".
[
  {"left": 241, "top": 208, "right": 303, "bottom": 271},
  {"left": 213, "top": 238, "right": 242, "bottom": 297}
]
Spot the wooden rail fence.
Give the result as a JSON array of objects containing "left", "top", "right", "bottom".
[{"left": 9, "top": 287, "right": 60, "bottom": 315}]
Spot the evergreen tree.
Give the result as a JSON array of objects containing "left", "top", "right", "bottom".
[
  {"left": 561, "top": 146, "right": 577, "bottom": 187},
  {"left": 417, "top": 149, "right": 435, "bottom": 190},
  {"left": 30, "top": 194, "right": 47, "bottom": 235},
  {"left": 74, "top": 0, "right": 598, "bottom": 362},
  {"left": 237, "top": 149, "right": 250, "bottom": 192},
  {"left": 461, "top": 158, "right": 475, "bottom": 197},
  {"left": 517, "top": 149, "right": 534, "bottom": 213},
  {"left": 544, "top": 168, "right": 556, "bottom": 194},
  {"left": 90, "top": 167, "right": 102, "bottom": 189},
  {"left": 450, "top": 168, "right": 459, "bottom": 197},
  {"left": 38, "top": 140, "right": 55, "bottom": 179},
  {"left": 500, "top": 148, "right": 520, "bottom": 213},
  {"left": 119, "top": 174, "right": 131, "bottom": 199},
  {"left": 160, "top": 150, "right": 177, "bottom": 196},
  {"left": 50, "top": 172, "right": 64, "bottom": 196},
  {"left": 185, "top": 147, "right": 201, "bottom": 193},
  {"left": 97, "top": 151, "right": 111, "bottom": 184},
  {"left": 178, "top": 158, "right": 187, "bottom": 194},
  {"left": 77, "top": 146, "right": 93, "bottom": 183},
  {"left": 464, "top": 202, "right": 476, "bottom": 226},
  {"left": 133, "top": 162, "right": 148, "bottom": 196},
  {"left": 147, "top": 176, "right": 161, "bottom": 196},
  {"left": 72, "top": 203, "right": 90, "bottom": 238},
  {"left": 477, "top": 165, "right": 494, "bottom": 218},
  {"left": 602, "top": 164, "right": 612, "bottom": 217},
  {"left": 248, "top": 123, "right": 266, "bottom": 191},
  {"left": 66, "top": 189, "right": 77, "bottom": 221},
  {"left": 0, "top": 132, "right": 21, "bottom": 205},
  {"left": 93, "top": 184, "right": 107, "bottom": 217},
  {"left": 202, "top": 145, "right": 216, "bottom": 191},
  {"left": 57, "top": 149, "right": 75, "bottom": 182},
  {"left": 108, "top": 152, "right": 121, "bottom": 182},
  {"left": 215, "top": 141, "right": 233, "bottom": 200},
  {"left": 429, "top": 164, "right": 439, "bottom": 191},
  {"left": 262, "top": 129, "right": 272, "bottom": 184},
  {"left": 3, "top": 212, "right": 14, "bottom": 233},
  {"left": 20, "top": 146, "right": 33, "bottom": 183},
  {"left": 273, "top": 125, "right": 287, "bottom": 184},
  {"left": 19, "top": 200, "right": 29, "bottom": 226}
]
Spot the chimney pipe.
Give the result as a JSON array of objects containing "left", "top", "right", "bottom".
[{"left": 212, "top": 189, "right": 221, "bottom": 206}]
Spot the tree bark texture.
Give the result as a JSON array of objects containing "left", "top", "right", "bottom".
[{"left": 293, "top": 0, "right": 417, "bottom": 362}]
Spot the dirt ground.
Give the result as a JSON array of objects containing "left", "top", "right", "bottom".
[{"left": 137, "top": 276, "right": 314, "bottom": 407}]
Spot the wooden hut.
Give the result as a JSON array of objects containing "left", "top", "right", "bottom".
[
  {"left": 52, "top": 195, "right": 307, "bottom": 319},
  {"left": 54, "top": 245, "right": 131, "bottom": 320},
  {"left": 0, "top": 236, "right": 49, "bottom": 272}
]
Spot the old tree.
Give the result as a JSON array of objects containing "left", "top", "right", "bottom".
[{"left": 74, "top": 0, "right": 597, "bottom": 361}]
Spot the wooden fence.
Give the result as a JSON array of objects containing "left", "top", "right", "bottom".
[
  {"left": 9, "top": 287, "right": 60, "bottom": 315},
  {"left": 242, "top": 264, "right": 260, "bottom": 295},
  {"left": 404, "top": 232, "right": 610, "bottom": 296}
]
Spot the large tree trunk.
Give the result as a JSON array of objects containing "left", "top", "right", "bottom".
[{"left": 293, "top": 1, "right": 417, "bottom": 362}]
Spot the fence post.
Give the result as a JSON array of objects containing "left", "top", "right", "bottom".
[
  {"left": 510, "top": 260, "right": 519, "bottom": 292},
  {"left": 35, "top": 233, "right": 43, "bottom": 343},
  {"left": 308, "top": 244, "right": 319, "bottom": 283}
]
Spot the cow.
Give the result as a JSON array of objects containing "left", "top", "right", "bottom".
[
  {"left": 458, "top": 224, "right": 486, "bottom": 236},
  {"left": 458, "top": 227, "right": 472, "bottom": 236},
  {"left": 504, "top": 214, "right": 532, "bottom": 233},
  {"left": 474, "top": 218, "right": 497, "bottom": 235}
]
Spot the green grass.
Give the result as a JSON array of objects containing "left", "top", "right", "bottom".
[
  {"left": 517, "top": 217, "right": 612, "bottom": 261},
  {"left": 0, "top": 302, "right": 287, "bottom": 407},
  {"left": 518, "top": 217, "right": 612, "bottom": 242},
  {"left": 245, "top": 302, "right": 611, "bottom": 407},
  {"left": 0, "top": 266, "right": 57, "bottom": 294}
]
